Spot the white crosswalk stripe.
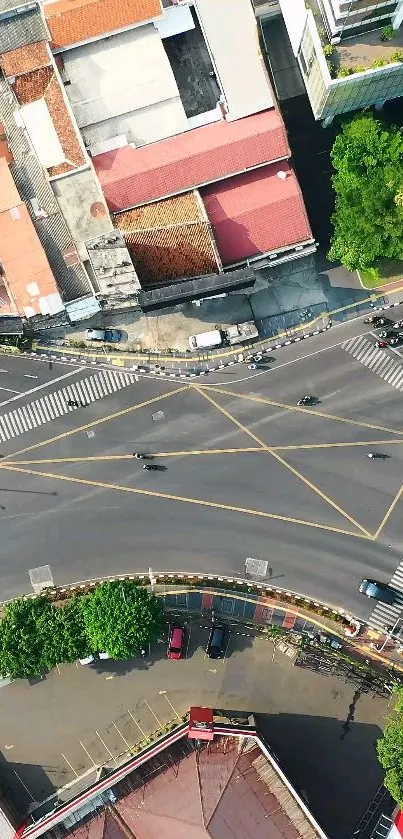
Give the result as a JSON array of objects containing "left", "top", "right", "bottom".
[
  {"left": 368, "top": 560, "right": 403, "bottom": 633},
  {"left": 342, "top": 336, "right": 403, "bottom": 390},
  {"left": 0, "top": 369, "right": 135, "bottom": 443}
]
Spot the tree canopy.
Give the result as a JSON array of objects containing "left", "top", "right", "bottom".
[
  {"left": 0, "top": 583, "right": 163, "bottom": 679},
  {"left": 377, "top": 687, "right": 403, "bottom": 805},
  {"left": 328, "top": 114, "right": 403, "bottom": 271},
  {"left": 82, "top": 581, "right": 163, "bottom": 659}
]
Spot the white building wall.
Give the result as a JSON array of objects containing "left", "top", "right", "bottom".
[
  {"left": 194, "top": 0, "right": 273, "bottom": 119},
  {"left": 63, "top": 25, "right": 188, "bottom": 147}
]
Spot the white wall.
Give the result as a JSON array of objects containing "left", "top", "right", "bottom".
[
  {"left": 63, "top": 25, "right": 188, "bottom": 144},
  {"left": 278, "top": 0, "right": 307, "bottom": 55}
]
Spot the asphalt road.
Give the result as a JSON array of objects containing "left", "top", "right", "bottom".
[
  {"left": 1, "top": 314, "right": 403, "bottom": 616},
  {"left": 0, "top": 355, "right": 83, "bottom": 407}
]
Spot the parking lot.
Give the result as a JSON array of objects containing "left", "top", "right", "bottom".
[{"left": 0, "top": 617, "right": 390, "bottom": 839}]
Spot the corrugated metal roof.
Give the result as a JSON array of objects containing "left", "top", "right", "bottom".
[
  {"left": 63, "top": 26, "right": 181, "bottom": 130},
  {"left": 194, "top": 0, "right": 273, "bottom": 121},
  {"left": 201, "top": 162, "right": 313, "bottom": 265},
  {"left": 93, "top": 109, "right": 290, "bottom": 211},
  {"left": 0, "top": 315, "right": 23, "bottom": 334},
  {"left": 0, "top": 7, "right": 48, "bottom": 54},
  {"left": 20, "top": 98, "right": 65, "bottom": 168},
  {"left": 0, "top": 157, "right": 20, "bottom": 212},
  {"left": 138, "top": 266, "right": 256, "bottom": 310}
]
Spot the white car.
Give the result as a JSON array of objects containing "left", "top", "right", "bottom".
[{"left": 79, "top": 654, "right": 95, "bottom": 666}]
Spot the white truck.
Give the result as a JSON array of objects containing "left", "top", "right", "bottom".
[
  {"left": 189, "top": 321, "right": 258, "bottom": 351},
  {"left": 188, "top": 329, "right": 224, "bottom": 350}
]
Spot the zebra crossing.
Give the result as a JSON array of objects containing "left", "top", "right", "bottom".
[
  {"left": 368, "top": 561, "right": 403, "bottom": 634},
  {"left": 342, "top": 335, "right": 403, "bottom": 390},
  {"left": 0, "top": 369, "right": 136, "bottom": 443}
]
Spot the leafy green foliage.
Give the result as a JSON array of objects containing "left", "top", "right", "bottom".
[
  {"left": 328, "top": 114, "right": 403, "bottom": 271},
  {"left": 377, "top": 688, "right": 403, "bottom": 805},
  {"left": 0, "top": 584, "right": 163, "bottom": 679},
  {"left": 82, "top": 581, "right": 163, "bottom": 659}
]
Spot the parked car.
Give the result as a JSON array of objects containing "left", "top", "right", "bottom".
[
  {"left": 206, "top": 624, "right": 226, "bottom": 659},
  {"left": 79, "top": 654, "right": 96, "bottom": 665},
  {"left": 359, "top": 579, "right": 397, "bottom": 605},
  {"left": 85, "top": 329, "right": 122, "bottom": 343},
  {"left": 167, "top": 625, "right": 185, "bottom": 660}
]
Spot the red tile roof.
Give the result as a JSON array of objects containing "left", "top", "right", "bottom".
[
  {"left": 201, "top": 162, "right": 313, "bottom": 265},
  {"left": 0, "top": 42, "right": 51, "bottom": 77},
  {"left": 45, "top": 0, "right": 162, "bottom": 49},
  {"left": 93, "top": 110, "right": 289, "bottom": 212}
]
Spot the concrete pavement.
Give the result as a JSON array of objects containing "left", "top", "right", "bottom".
[{"left": 0, "top": 616, "right": 388, "bottom": 839}]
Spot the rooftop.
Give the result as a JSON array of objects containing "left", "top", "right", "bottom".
[
  {"left": 0, "top": 159, "right": 63, "bottom": 318},
  {"left": 335, "top": 27, "right": 403, "bottom": 72},
  {"left": 93, "top": 109, "right": 290, "bottom": 212},
  {"left": 201, "top": 162, "right": 313, "bottom": 266},
  {"left": 44, "top": 0, "right": 163, "bottom": 50},
  {"left": 115, "top": 192, "right": 220, "bottom": 286},
  {"left": 0, "top": 41, "right": 51, "bottom": 77},
  {"left": 42, "top": 730, "right": 327, "bottom": 839}
]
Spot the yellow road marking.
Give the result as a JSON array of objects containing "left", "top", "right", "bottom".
[
  {"left": 194, "top": 386, "right": 371, "bottom": 537},
  {"left": 373, "top": 482, "right": 403, "bottom": 540},
  {"left": 3, "top": 386, "right": 187, "bottom": 460},
  {"left": 6, "top": 440, "right": 403, "bottom": 468},
  {"left": 194, "top": 386, "right": 268, "bottom": 449},
  {"left": 269, "top": 449, "right": 372, "bottom": 537},
  {"left": 33, "top": 283, "right": 403, "bottom": 365},
  {"left": 272, "top": 439, "right": 403, "bottom": 451},
  {"left": 0, "top": 464, "right": 370, "bottom": 540},
  {"left": 3, "top": 447, "right": 261, "bottom": 466},
  {"left": 203, "top": 386, "right": 403, "bottom": 437}
]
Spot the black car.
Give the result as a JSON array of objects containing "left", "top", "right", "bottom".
[
  {"left": 206, "top": 625, "right": 226, "bottom": 659},
  {"left": 359, "top": 579, "right": 397, "bottom": 605}
]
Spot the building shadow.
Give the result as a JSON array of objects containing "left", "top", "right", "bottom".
[
  {"left": 255, "top": 712, "right": 385, "bottom": 839},
  {"left": 0, "top": 752, "right": 57, "bottom": 820}
]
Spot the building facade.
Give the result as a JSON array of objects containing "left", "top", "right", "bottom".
[
  {"left": 0, "top": 0, "right": 315, "bottom": 321},
  {"left": 255, "top": 0, "right": 403, "bottom": 122}
]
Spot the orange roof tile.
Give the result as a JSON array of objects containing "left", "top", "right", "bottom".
[
  {"left": 0, "top": 158, "right": 20, "bottom": 213},
  {"left": 13, "top": 66, "right": 53, "bottom": 105},
  {"left": 0, "top": 42, "right": 51, "bottom": 77},
  {"left": 45, "top": 0, "right": 163, "bottom": 49},
  {"left": 0, "top": 161, "right": 59, "bottom": 317},
  {"left": 115, "top": 193, "right": 219, "bottom": 286},
  {"left": 44, "top": 75, "right": 86, "bottom": 171}
]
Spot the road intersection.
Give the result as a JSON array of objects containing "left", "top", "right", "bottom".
[{"left": 0, "top": 321, "right": 403, "bottom": 619}]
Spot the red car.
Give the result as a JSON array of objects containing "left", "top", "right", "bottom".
[
  {"left": 167, "top": 625, "right": 185, "bottom": 660},
  {"left": 376, "top": 340, "right": 388, "bottom": 348}
]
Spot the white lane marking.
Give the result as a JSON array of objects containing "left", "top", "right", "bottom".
[
  {"left": 23, "top": 374, "right": 38, "bottom": 379},
  {"left": 0, "top": 368, "right": 85, "bottom": 408},
  {"left": 0, "top": 386, "right": 20, "bottom": 394}
]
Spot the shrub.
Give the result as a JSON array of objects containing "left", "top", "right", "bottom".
[
  {"left": 323, "top": 44, "right": 335, "bottom": 57},
  {"left": 381, "top": 24, "right": 395, "bottom": 41},
  {"left": 337, "top": 66, "right": 354, "bottom": 77},
  {"left": 391, "top": 50, "right": 403, "bottom": 63},
  {"left": 372, "top": 57, "right": 388, "bottom": 68}
]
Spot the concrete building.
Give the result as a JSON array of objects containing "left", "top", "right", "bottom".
[
  {"left": 255, "top": 0, "right": 403, "bottom": 122},
  {"left": 0, "top": 0, "right": 315, "bottom": 316}
]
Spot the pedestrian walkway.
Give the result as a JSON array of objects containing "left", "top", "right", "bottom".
[
  {"left": 368, "top": 560, "right": 403, "bottom": 634},
  {"left": 0, "top": 369, "right": 135, "bottom": 442},
  {"left": 342, "top": 335, "right": 403, "bottom": 390}
]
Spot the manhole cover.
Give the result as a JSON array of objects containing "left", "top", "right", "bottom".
[
  {"left": 29, "top": 565, "right": 54, "bottom": 593},
  {"left": 152, "top": 410, "right": 164, "bottom": 421},
  {"left": 244, "top": 557, "right": 268, "bottom": 578},
  {"left": 86, "top": 430, "right": 95, "bottom": 438}
]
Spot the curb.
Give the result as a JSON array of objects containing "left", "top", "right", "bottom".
[{"left": 27, "top": 322, "right": 333, "bottom": 378}]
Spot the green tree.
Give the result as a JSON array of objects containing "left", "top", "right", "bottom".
[
  {"left": 377, "top": 688, "right": 403, "bottom": 805},
  {"left": 328, "top": 114, "right": 403, "bottom": 271},
  {"left": 81, "top": 581, "right": 163, "bottom": 659},
  {"left": 0, "top": 597, "right": 55, "bottom": 679}
]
